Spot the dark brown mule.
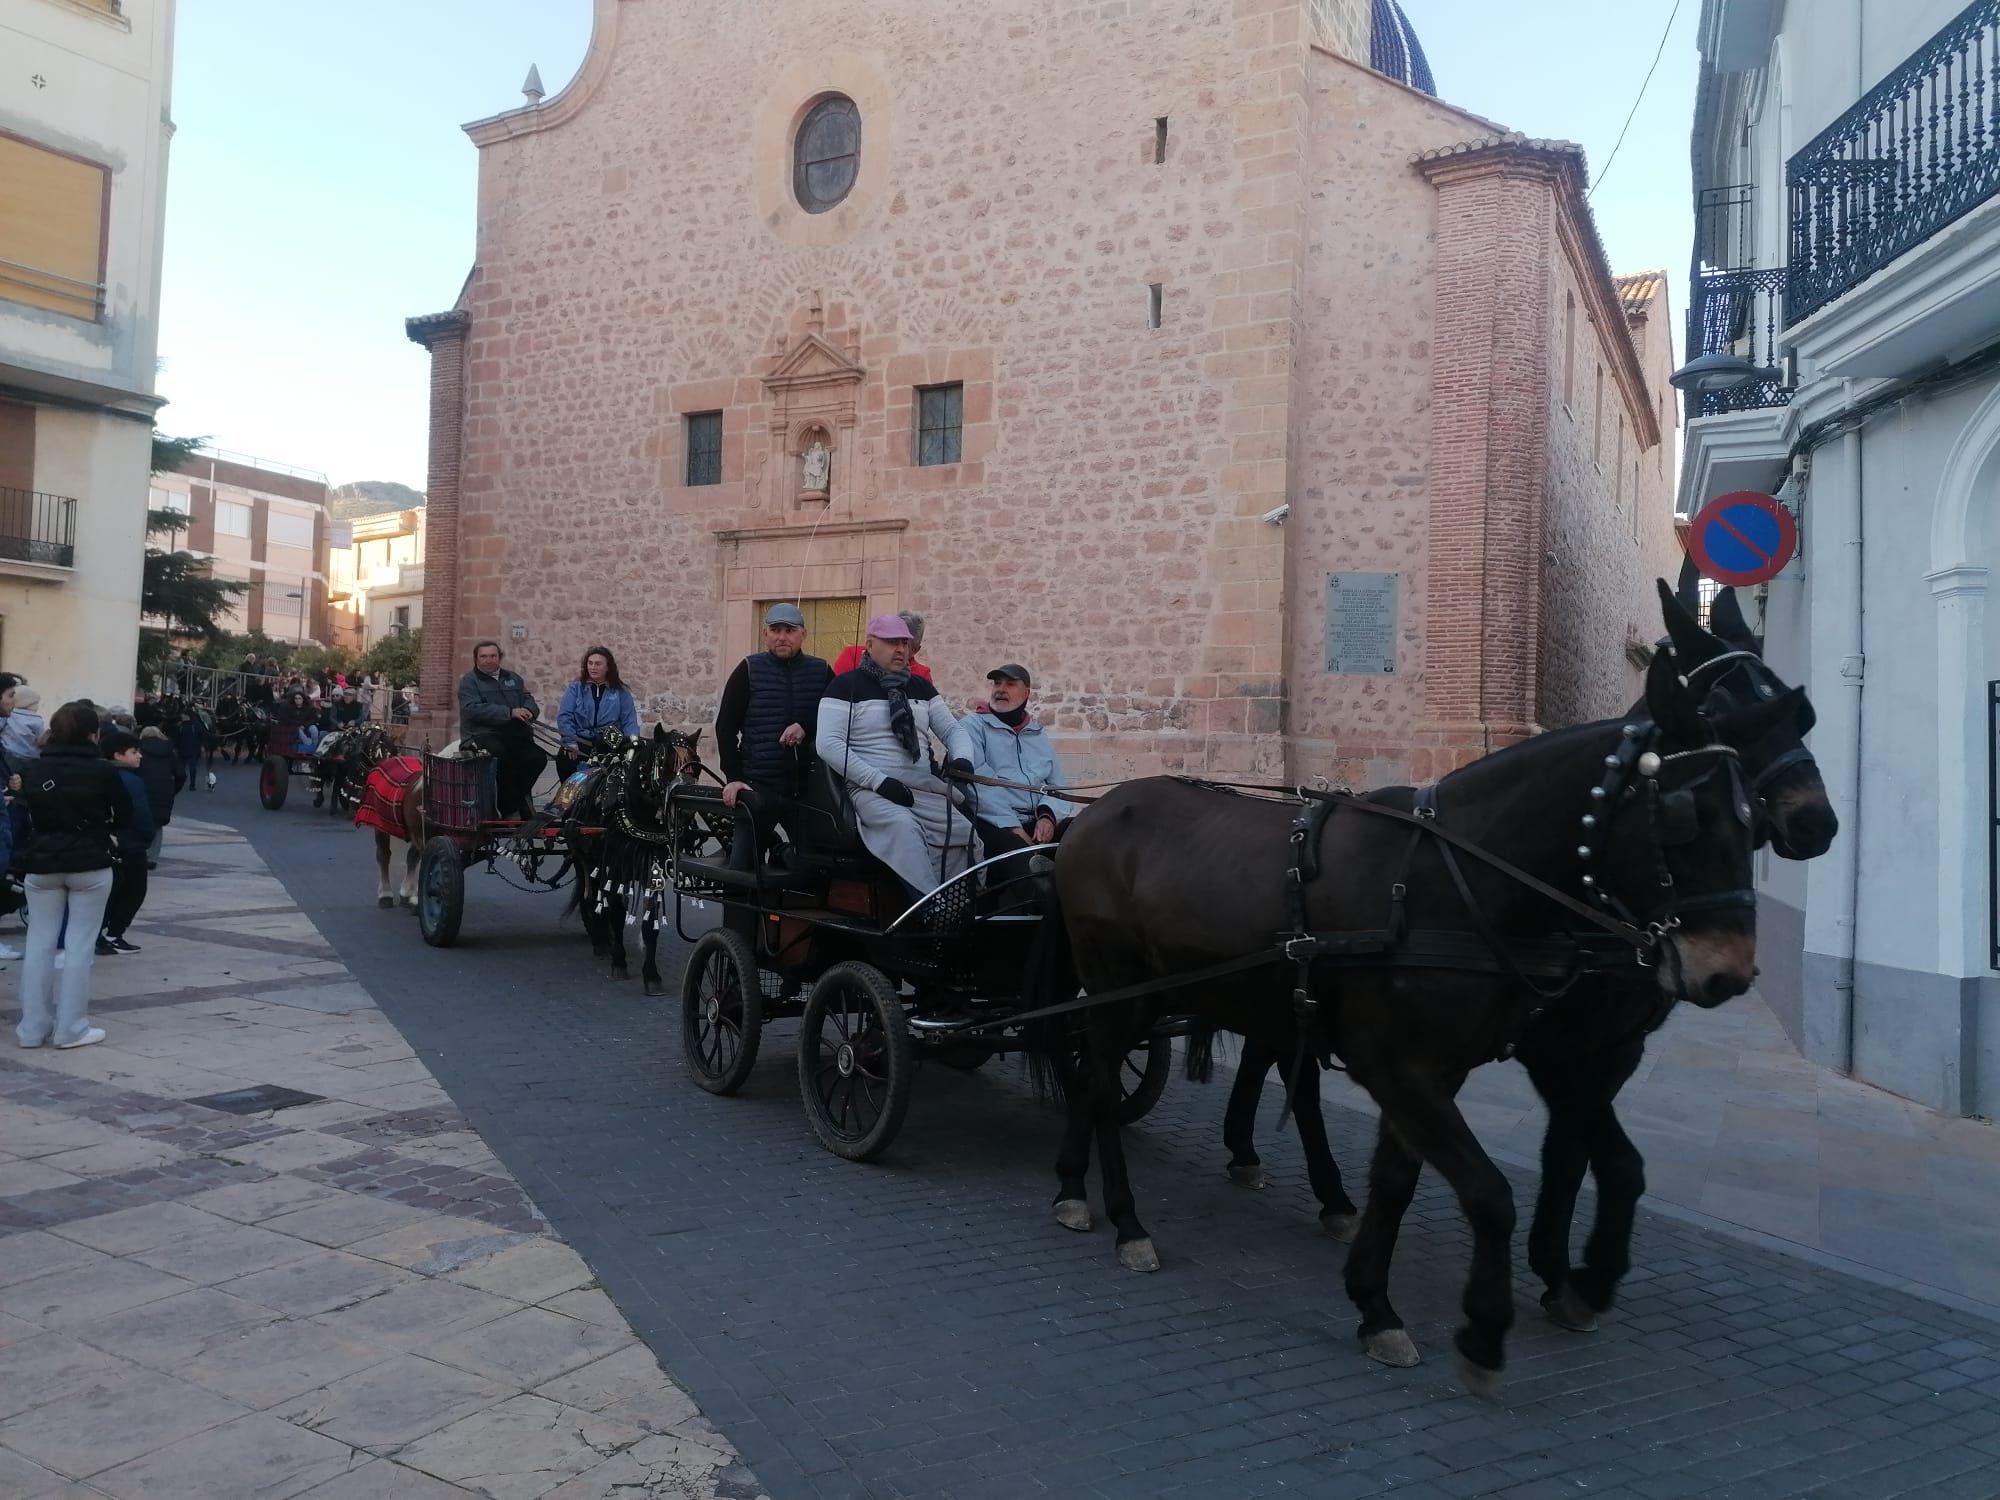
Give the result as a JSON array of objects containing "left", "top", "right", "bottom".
[
  {"left": 1028, "top": 650, "right": 1792, "bottom": 1395},
  {"left": 1222, "top": 577, "right": 1835, "bottom": 1340},
  {"left": 565, "top": 726, "right": 705, "bottom": 995}
]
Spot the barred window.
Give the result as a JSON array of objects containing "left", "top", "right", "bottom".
[
  {"left": 794, "top": 96, "right": 860, "bottom": 214},
  {"left": 916, "top": 384, "right": 962, "bottom": 467},
  {"left": 686, "top": 412, "right": 722, "bottom": 487}
]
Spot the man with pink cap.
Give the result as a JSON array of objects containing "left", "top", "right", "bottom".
[{"left": 816, "top": 613, "right": 978, "bottom": 903}]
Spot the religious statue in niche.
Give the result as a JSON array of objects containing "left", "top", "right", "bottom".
[{"left": 800, "top": 433, "right": 831, "bottom": 499}]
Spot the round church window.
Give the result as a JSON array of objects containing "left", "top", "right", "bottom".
[{"left": 794, "top": 96, "right": 861, "bottom": 214}]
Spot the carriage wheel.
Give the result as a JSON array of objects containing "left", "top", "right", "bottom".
[
  {"left": 417, "top": 836, "right": 466, "bottom": 948},
  {"left": 681, "top": 929, "right": 764, "bottom": 1096},
  {"left": 1074, "top": 1030, "right": 1173, "bottom": 1124},
  {"left": 258, "top": 755, "right": 288, "bottom": 810},
  {"left": 1118, "top": 1033, "right": 1173, "bottom": 1124},
  {"left": 799, "top": 962, "right": 912, "bottom": 1162}
]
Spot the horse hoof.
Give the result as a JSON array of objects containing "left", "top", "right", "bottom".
[
  {"left": 1227, "top": 1163, "right": 1267, "bottom": 1190},
  {"left": 377, "top": 896, "right": 394, "bottom": 909},
  {"left": 1322, "top": 1212, "right": 1361, "bottom": 1243},
  {"left": 1054, "top": 1199, "right": 1093, "bottom": 1233},
  {"left": 1542, "top": 1285, "right": 1599, "bottom": 1333},
  {"left": 591, "top": 945, "right": 611, "bottom": 961},
  {"left": 609, "top": 968, "right": 629, "bottom": 982},
  {"left": 1452, "top": 1347, "right": 1503, "bottom": 1401},
  {"left": 1362, "top": 1329, "right": 1420, "bottom": 1368},
  {"left": 642, "top": 980, "right": 662, "bottom": 998},
  {"left": 1116, "top": 1238, "right": 1160, "bottom": 1273}
]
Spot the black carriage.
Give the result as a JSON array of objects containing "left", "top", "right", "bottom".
[
  {"left": 416, "top": 747, "right": 577, "bottom": 946},
  {"left": 665, "top": 769, "right": 1173, "bottom": 1161}
]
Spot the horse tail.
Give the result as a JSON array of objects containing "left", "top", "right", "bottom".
[
  {"left": 1184, "top": 1020, "right": 1218, "bottom": 1084},
  {"left": 1018, "top": 885, "right": 1078, "bottom": 1108}
]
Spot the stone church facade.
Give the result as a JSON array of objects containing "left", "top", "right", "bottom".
[{"left": 407, "top": 0, "right": 1680, "bottom": 786}]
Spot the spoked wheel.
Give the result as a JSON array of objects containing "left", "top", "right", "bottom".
[
  {"left": 1074, "top": 1030, "right": 1174, "bottom": 1124},
  {"left": 417, "top": 836, "right": 466, "bottom": 947},
  {"left": 681, "top": 929, "right": 763, "bottom": 1095},
  {"left": 258, "top": 755, "right": 288, "bottom": 810},
  {"left": 1118, "top": 1032, "right": 1174, "bottom": 1123},
  {"left": 798, "top": 962, "right": 912, "bottom": 1161}
]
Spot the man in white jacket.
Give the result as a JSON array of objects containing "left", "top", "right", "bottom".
[{"left": 816, "top": 614, "right": 978, "bottom": 903}]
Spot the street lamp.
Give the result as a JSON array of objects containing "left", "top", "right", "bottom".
[
  {"left": 1668, "top": 351, "right": 1789, "bottom": 395},
  {"left": 284, "top": 588, "right": 306, "bottom": 645}
]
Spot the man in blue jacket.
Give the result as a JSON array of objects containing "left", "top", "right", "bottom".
[{"left": 962, "top": 663, "right": 1074, "bottom": 861}]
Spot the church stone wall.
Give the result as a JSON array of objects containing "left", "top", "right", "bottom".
[{"left": 449, "top": 0, "right": 1312, "bottom": 779}]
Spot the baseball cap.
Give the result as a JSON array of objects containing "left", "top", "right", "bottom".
[
  {"left": 764, "top": 603, "right": 806, "bottom": 628},
  {"left": 986, "top": 663, "right": 1032, "bottom": 687},
  {"left": 865, "top": 613, "right": 914, "bottom": 641}
]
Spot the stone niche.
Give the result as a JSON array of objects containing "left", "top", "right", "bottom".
[{"left": 763, "top": 332, "right": 863, "bottom": 509}]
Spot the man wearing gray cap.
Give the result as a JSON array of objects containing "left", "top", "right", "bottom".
[
  {"left": 715, "top": 602, "right": 833, "bottom": 862},
  {"left": 963, "top": 663, "right": 1075, "bottom": 859}
]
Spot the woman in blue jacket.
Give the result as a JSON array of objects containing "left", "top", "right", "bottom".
[{"left": 555, "top": 646, "right": 641, "bottom": 779}]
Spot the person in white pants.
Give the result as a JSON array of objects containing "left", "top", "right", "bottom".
[{"left": 12, "top": 702, "right": 129, "bottom": 1050}]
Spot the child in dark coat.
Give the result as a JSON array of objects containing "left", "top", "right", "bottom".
[{"left": 97, "top": 731, "right": 156, "bottom": 955}]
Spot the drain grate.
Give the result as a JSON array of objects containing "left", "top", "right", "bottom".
[{"left": 187, "top": 1084, "right": 325, "bottom": 1116}]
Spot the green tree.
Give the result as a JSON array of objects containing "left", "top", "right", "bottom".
[
  {"left": 360, "top": 626, "right": 422, "bottom": 685},
  {"left": 137, "top": 432, "right": 245, "bottom": 682}
]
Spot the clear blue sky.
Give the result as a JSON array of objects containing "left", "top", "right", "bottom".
[{"left": 155, "top": 0, "right": 1693, "bottom": 489}]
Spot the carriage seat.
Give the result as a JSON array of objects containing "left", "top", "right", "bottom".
[{"left": 789, "top": 761, "right": 873, "bottom": 874}]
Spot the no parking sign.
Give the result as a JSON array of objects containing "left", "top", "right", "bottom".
[{"left": 1686, "top": 491, "right": 1797, "bottom": 587}]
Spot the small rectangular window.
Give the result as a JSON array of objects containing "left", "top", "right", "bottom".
[
  {"left": 393, "top": 605, "right": 410, "bottom": 633},
  {"left": 686, "top": 411, "right": 722, "bottom": 486},
  {"left": 1592, "top": 365, "right": 1604, "bottom": 461},
  {"left": 1154, "top": 117, "right": 1169, "bottom": 164},
  {"left": 215, "top": 500, "right": 252, "bottom": 538},
  {"left": 917, "top": 384, "right": 963, "bottom": 467},
  {"left": 1147, "top": 283, "right": 1163, "bottom": 329},
  {"left": 1614, "top": 418, "right": 1625, "bottom": 506},
  {"left": 1562, "top": 292, "right": 1575, "bottom": 408},
  {"left": 266, "top": 509, "right": 314, "bottom": 550},
  {"left": 0, "top": 132, "right": 109, "bottom": 321}
]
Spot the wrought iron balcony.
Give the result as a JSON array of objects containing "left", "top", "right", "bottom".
[
  {"left": 1787, "top": 0, "right": 2000, "bottom": 326},
  {"left": 0, "top": 487, "right": 76, "bottom": 569},
  {"left": 1688, "top": 266, "right": 1793, "bottom": 416}
]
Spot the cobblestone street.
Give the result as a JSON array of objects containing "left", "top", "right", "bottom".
[{"left": 144, "top": 775, "right": 2000, "bottom": 1500}]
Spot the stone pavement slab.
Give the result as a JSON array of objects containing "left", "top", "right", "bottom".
[{"left": 0, "top": 817, "right": 764, "bottom": 1500}]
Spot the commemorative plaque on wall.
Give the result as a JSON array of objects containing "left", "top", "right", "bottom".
[{"left": 1325, "top": 571, "right": 1398, "bottom": 675}]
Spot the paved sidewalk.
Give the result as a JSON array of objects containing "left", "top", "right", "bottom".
[{"left": 0, "top": 818, "right": 765, "bottom": 1500}]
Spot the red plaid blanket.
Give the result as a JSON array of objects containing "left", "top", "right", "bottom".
[{"left": 355, "top": 755, "right": 422, "bottom": 838}]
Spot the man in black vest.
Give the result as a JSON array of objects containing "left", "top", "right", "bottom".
[{"left": 715, "top": 603, "right": 833, "bottom": 865}]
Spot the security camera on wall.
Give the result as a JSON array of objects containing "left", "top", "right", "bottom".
[{"left": 1261, "top": 504, "right": 1290, "bottom": 526}]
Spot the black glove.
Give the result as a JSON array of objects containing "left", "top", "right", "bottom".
[
  {"left": 876, "top": 778, "right": 915, "bottom": 807},
  {"left": 946, "top": 758, "right": 975, "bottom": 778}
]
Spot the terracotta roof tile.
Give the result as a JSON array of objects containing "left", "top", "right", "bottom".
[{"left": 1613, "top": 270, "right": 1666, "bottom": 317}]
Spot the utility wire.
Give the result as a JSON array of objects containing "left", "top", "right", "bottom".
[{"left": 1589, "top": 0, "right": 1684, "bottom": 198}]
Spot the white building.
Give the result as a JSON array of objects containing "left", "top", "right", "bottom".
[
  {"left": 1683, "top": 0, "right": 2000, "bottom": 1114},
  {"left": 0, "top": 0, "right": 176, "bottom": 702}
]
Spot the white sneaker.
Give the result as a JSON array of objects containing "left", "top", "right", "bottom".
[
  {"left": 55, "top": 1027, "right": 106, "bottom": 1050},
  {"left": 0, "top": 942, "right": 19, "bottom": 960}
]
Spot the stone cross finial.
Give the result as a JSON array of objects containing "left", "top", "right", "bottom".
[{"left": 522, "top": 65, "right": 545, "bottom": 105}]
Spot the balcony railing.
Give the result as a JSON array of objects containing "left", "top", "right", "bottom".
[
  {"left": 1787, "top": 0, "right": 2000, "bottom": 325},
  {"left": 0, "top": 487, "right": 77, "bottom": 569},
  {"left": 1688, "top": 266, "right": 1794, "bottom": 415}
]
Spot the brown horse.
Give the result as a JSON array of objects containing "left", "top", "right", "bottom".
[
  {"left": 1026, "top": 648, "right": 1791, "bottom": 1395},
  {"left": 359, "top": 753, "right": 428, "bottom": 909}
]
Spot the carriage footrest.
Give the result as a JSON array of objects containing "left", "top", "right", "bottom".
[{"left": 676, "top": 856, "right": 792, "bottom": 892}]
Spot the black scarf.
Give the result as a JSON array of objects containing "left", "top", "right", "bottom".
[
  {"left": 860, "top": 654, "right": 919, "bottom": 760},
  {"left": 991, "top": 703, "right": 1028, "bottom": 729}
]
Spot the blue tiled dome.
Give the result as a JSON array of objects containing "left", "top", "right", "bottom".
[{"left": 1371, "top": 0, "right": 1438, "bottom": 97}]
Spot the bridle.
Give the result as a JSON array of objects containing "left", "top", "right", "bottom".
[
  {"left": 1572, "top": 719, "right": 1758, "bottom": 949},
  {"left": 1680, "top": 648, "right": 1818, "bottom": 804}
]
